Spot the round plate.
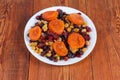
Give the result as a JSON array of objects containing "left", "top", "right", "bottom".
[{"left": 24, "top": 6, "right": 97, "bottom": 66}]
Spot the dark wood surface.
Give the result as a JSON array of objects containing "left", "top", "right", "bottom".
[{"left": 0, "top": 0, "right": 120, "bottom": 80}]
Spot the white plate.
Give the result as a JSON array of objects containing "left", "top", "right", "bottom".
[{"left": 24, "top": 6, "right": 97, "bottom": 66}]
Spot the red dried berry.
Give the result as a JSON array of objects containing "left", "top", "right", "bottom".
[
  {"left": 64, "top": 57, "right": 68, "bottom": 61},
  {"left": 86, "top": 26, "right": 91, "bottom": 32},
  {"left": 37, "top": 43, "right": 45, "bottom": 48}
]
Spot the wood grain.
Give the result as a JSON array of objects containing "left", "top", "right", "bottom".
[
  {"left": 0, "top": 0, "right": 33, "bottom": 80},
  {"left": 86, "top": 0, "right": 120, "bottom": 80},
  {"left": 0, "top": 0, "right": 120, "bottom": 80}
]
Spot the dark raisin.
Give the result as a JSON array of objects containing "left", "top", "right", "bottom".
[
  {"left": 27, "top": 34, "right": 29, "bottom": 37},
  {"left": 51, "top": 51, "right": 56, "bottom": 55},
  {"left": 63, "top": 12, "right": 67, "bottom": 15},
  {"left": 42, "top": 46, "right": 50, "bottom": 52},
  {"left": 84, "top": 44, "right": 87, "bottom": 48},
  {"left": 60, "top": 56, "right": 64, "bottom": 60},
  {"left": 75, "top": 49, "right": 83, "bottom": 57},
  {"left": 62, "top": 32, "right": 68, "bottom": 38},
  {"left": 41, "top": 51, "right": 47, "bottom": 56},
  {"left": 61, "top": 15, "right": 66, "bottom": 21},
  {"left": 39, "top": 23, "right": 44, "bottom": 27},
  {"left": 73, "top": 24, "right": 79, "bottom": 28},
  {"left": 81, "top": 25, "right": 85, "bottom": 29},
  {"left": 35, "top": 22, "right": 39, "bottom": 26},
  {"left": 68, "top": 51, "right": 75, "bottom": 58},
  {"left": 29, "top": 40, "right": 36, "bottom": 43},
  {"left": 47, "top": 56, "right": 54, "bottom": 60},
  {"left": 57, "top": 9, "right": 63, "bottom": 18}
]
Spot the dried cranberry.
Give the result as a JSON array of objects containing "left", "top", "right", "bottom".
[
  {"left": 77, "top": 12, "right": 81, "bottom": 15},
  {"left": 64, "top": 57, "right": 68, "bottom": 61},
  {"left": 40, "top": 36, "right": 46, "bottom": 43},
  {"left": 86, "top": 26, "right": 91, "bottom": 32},
  {"left": 48, "top": 35, "right": 53, "bottom": 41},
  {"left": 36, "top": 15, "right": 40, "bottom": 20},
  {"left": 53, "top": 35, "right": 59, "bottom": 40},
  {"left": 37, "top": 43, "right": 45, "bottom": 48},
  {"left": 84, "top": 35, "right": 90, "bottom": 40},
  {"left": 76, "top": 54, "right": 81, "bottom": 57},
  {"left": 47, "top": 31, "right": 59, "bottom": 40}
]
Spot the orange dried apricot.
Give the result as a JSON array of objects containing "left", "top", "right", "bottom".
[
  {"left": 29, "top": 26, "right": 42, "bottom": 41},
  {"left": 68, "top": 13, "right": 84, "bottom": 25},
  {"left": 68, "top": 32, "right": 85, "bottom": 49},
  {"left": 42, "top": 11, "right": 58, "bottom": 21},
  {"left": 49, "top": 19, "right": 64, "bottom": 35},
  {"left": 53, "top": 41, "right": 68, "bottom": 56}
]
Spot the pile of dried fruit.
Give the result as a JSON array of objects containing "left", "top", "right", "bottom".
[{"left": 28, "top": 9, "right": 91, "bottom": 62}]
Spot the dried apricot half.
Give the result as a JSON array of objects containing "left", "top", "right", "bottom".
[
  {"left": 49, "top": 19, "right": 64, "bottom": 35},
  {"left": 68, "top": 13, "right": 84, "bottom": 25},
  {"left": 42, "top": 11, "right": 58, "bottom": 21},
  {"left": 68, "top": 32, "right": 85, "bottom": 49},
  {"left": 53, "top": 41, "right": 68, "bottom": 56},
  {"left": 29, "top": 26, "right": 42, "bottom": 41}
]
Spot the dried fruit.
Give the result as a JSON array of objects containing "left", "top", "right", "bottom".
[
  {"left": 42, "top": 11, "right": 58, "bottom": 21},
  {"left": 49, "top": 19, "right": 65, "bottom": 35},
  {"left": 29, "top": 26, "right": 42, "bottom": 41},
  {"left": 53, "top": 41, "right": 68, "bottom": 56},
  {"left": 68, "top": 13, "right": 84, "bottom": 25},
  {"left": 86, "top": 26, "right": 91, "bottom": 32},
  {"left": 68, "top": 32, "right": 85, "bottom": 49}
]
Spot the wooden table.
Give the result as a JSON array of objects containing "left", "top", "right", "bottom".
[{"left": 0, "top": 0, "right": 120, "bottom": 80}]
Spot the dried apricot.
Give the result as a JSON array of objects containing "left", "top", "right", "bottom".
[
  {"left": 29, "top": 26, "right": 42, "bottom": 41},
  {"left": 49, "top": 19, "right": 64, "bottom": 35},
  {"left": 42, "top": 11, "right": 58, "bottom": 21},
  {"left": 53, "top": 41, "right": 68, "bottom": 56},
  {"left": 68, "top": 32, "right": 85, "bottom": 49},
  {"left": 68, "top": 13, "right": 84, "bottom": 25}
]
